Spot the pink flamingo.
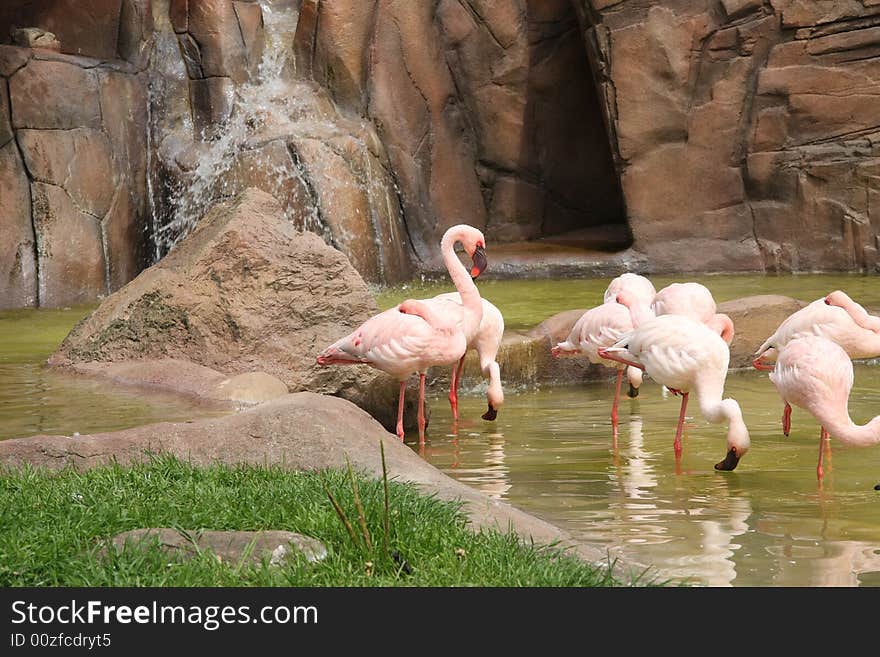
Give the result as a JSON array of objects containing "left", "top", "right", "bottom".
[
  {"left": 431, "top": 292, "right": 505, "bottom": 421},
  {"left": 551, "top": 295, "right": 652, "bottom": 434},
  {"left": 604, "top": 272, "right": 656, "bottom": 311},
  {"left": 316, "top": 224, "right": 487, "bottom": 443},
  {"left": 753, "top": 290, "right": 880, "bottom": 436},
  {"left": 604, "top": 272, "right": 656, "bottom": 397},
  {"left": 768, "top": 334, "right": 880, "bottom": 481},
  {"left": 599, "top": 314, "right": 751, "bottom": 471},
  {"left": 652, "top": 282, "right": 735, "bottom": 345}
]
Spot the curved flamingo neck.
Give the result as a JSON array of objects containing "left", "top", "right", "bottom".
[
  {"left": 708, "top": 313, "right": 735, "bottom": 345},
  {"left": 819, "top": 409, "right": 880, "bottom": 447},
  {"left": 615, "top": 292, "right": 654, "bottom": 328},
  {"left": 441, "top": 228, "right": 482, "bottom": 336},
  {"left": 826, "top": 290, "right": 880, "bottom": 333}
]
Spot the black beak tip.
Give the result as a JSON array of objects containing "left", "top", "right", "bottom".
[
  {"left": 874, "top": 483, "right": 880, "bottom": 491},
  {"left": 481, "top": 404, "right": 497, "bottom": 421},
  {"left": 627, "top": 383, "right": 639, "bottom": 399},
  {"left": 714, "top": 448, "right": 741, "bottom": 471},
  {"left": 470, "top": 246, "right": 487, "bottom": 279}
]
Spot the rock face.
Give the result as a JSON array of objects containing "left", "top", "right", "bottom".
[
  {"left": 5, "top": 1, "right": 880, "bottom": 309},
  {"left": 0, "top": 42, "right": 149, "bottom": 308},
  {"left": 49, "top": 188, "right": 422, "bottom": 432}
]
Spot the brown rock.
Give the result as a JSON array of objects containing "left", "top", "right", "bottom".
[
  {"left": 717, "top": 295, "right": 809, "bottom": 368},
  {"left": 170, "top": 0, "right": 189, "bottom": 33},
  {"left": 0, "top": 45, "right": 32, "bottom": 76},
  {"left": 0, "top": 83, "right": 11, "bottom": 147},
  {"left": 189, "top": 76, "right": 235, "bottom": 139},
  {"left": 9, "top": 58, "right": 101, "bottom": 130},
  {"left": 105, "top": 528, "right": 327, "bottom": 565},
  {"left": 0, "top": 142, "right": 38, "bottom": 308},
  {"left": 31, "top": 182, "right": 107, "bottom": 307},
  {"left": 103, "top": 187, "right": 145, "bottom": 291},
  {"left": 118, "top": 0, "right": 154, "bottom": 65},
  {"left": 11, "top": 28, "right": 61, "bottom": 52},
  {"left": 16, "top": 129, "right": 75, "bottom": 184},
  {"left": 187, "top": 0, "right": 250, "bottom": 82},
  {"left": 232, "top": 1, "right": 265, "bottom": 74},
  {"left": 50, "top": 188, "right": 420, "bottom": 432},
  {"left": 67, "top": 129, "right": 117, "bottom": 218}
]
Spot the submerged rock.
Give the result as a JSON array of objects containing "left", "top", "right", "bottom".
[{"left": 49, "top": 188, "right": 422, "bottom": 431}]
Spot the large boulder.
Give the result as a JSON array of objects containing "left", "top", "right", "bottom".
[{"left": 49, "top": 188, "right": 421, "bottom": 431}]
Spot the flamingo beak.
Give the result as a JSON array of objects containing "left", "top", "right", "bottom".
[
  {"left": 714, "top": 447, "right": 741, "bottom": 471},
  {"left": 752, "top": 356, "right": 773, "bottom": 371},
  {"left": 627, "top": 383, "right": 639, "bottom": 398},
  {"left": 471, "top": 246, "right": 487, "bottom": 279},
  {"left": 482, "top": 403, "right": 497, "bottom": 421}
]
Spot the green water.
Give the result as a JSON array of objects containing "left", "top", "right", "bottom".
[
  {"left": 378, "top": 273, "right": 880, "bottom": 586},
  {"left": 0, "top": 306, "right": 227, "bottom": 441},
  {"left": 4, "top": 274, "right": 880, "bottom": 586},
  {"left": 374, "top": 272, "right": 880, "bottom": 330},
  {"left": 411, "top": 371, "right": 880, "bottom": 587}
]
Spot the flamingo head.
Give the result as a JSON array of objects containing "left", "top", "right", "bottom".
[
  {"left": 824, "top": 290, "right": 846, "bottom": 306},
  {"left": 482, "top": 362, "right": 504, "bottom": 420},
  {"left": 714, "top": 400, "right": 750, "bottom": 471}
]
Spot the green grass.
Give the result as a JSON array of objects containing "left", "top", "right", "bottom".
[{"left": 0, "top": 455, "right": 650, "bottom": 587}]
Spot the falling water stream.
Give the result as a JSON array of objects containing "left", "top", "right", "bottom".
[{"left": 3, "top": 274, "right": 880, "bottom": 586}]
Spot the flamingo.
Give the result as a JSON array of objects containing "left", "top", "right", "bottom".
[
  {"left": 752, "top": 290, "right": 880, "bottom": 436},
  {"left": 768, "top": 334, "right": 880, "bottom": 480},
  {"left": 430, "top": 292, "right": 505, "bottom": 422},
  {"left": 604, "top": 272, "right": 656, "bottom": 311},
  {"left": 652, "top": 282, "right": 735, "bottom": 345},
  {"left": 603, "top": 272, "right": 656, "bottom": 397},
  {"left": 598, "top": 314, "right": 751, "bottom": 471},
  {"left": 316, "top": 224, "right": 487, "bottom": 443},
  {"left": 551, "top": 295, "right": 651, "bottom": 435}
]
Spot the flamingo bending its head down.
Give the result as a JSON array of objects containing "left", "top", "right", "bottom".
[
  {"left": 752, "top": 289, "right": 880, "bottom": 436},
  {"left": 769, "top": 334, "right": 880, "bottom": 480},
  {"left": 599, "top": 314, "right": 751, "bottom": 471},
  {"left": 316, "top": 224, "right": 488, "bottom": 443},
  {"left": 551, "top": 295, "right": 651, "bottom": 434},
  {"left": 430, "top": 292, "right": 505, "bottom": 422}
]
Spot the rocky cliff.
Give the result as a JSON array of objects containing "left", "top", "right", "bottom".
[{"left": 2, "top": 1, "right": 879, "bottom": 308}]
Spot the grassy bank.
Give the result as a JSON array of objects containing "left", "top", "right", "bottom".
[{"left": 0, "top": 456, "right": 651, "bottom": 587}]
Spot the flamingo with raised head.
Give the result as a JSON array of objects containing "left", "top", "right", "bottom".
[
  {"left": 768, "top": 334, "right": 880, "bottom": 481},
  {"left": 316, "top": 224, "right": 487, "bottom": 443},
  {"left": 551, "top": 294, "right": 652, "bottom": 435},
  {"left": 753, "top": 290, "right": 880, "bottom": 436},
  {"left": 652, "top": 282, "right": 735, "bottom": 345},
  {"left": 430, "top": 292, "right": 505, "bottom": 422},
  {"left": 599, "top": 314, "right": 751, "bottom": 471}
]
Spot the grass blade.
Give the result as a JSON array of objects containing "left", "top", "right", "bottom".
[
  {"left": 380, "top": 440, "right": 390, "bottom": 554},
  {"left": 345, "top": 455, "right": 372, "bottom": 552},
  {"left": 322, "top": 476, "right": 360, "bottom": 550}
]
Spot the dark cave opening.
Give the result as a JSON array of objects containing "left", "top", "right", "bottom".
[{"left": 496, "top": 0, "right": 628, "bottom": 253}]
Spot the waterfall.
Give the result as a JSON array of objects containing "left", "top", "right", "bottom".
[{"left": 151, "top": 1, "right": 332, "bottom": 258}]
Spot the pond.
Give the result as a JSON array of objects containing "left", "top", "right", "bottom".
[
  {"left": 0, "top": 306, "right": 227, "bottom": 441},
  {"left": 378, "top": 273, "right": 880, "bottom": 587},
  {"left": 3, "top": 273, "right": 880, "bottom": 586}
]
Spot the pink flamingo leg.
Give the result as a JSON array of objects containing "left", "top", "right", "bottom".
[
  {"left": 673, "top": 392, "right": 689, "bottom": 457},
  {"left": 449, "top": 364, "right": 459, "bottom": 422},
  {"left": 611, "top": 369, "right": 623, "bottom": 432},
  {"left": 395, "top": 380, "right": 406, "bottom": 440},
  {"left": 782, "top": 403, "right": 792, "bottom": 436},
  {"left": 817, "top": 426, "right": 829, "bottom": 480},
  {"left": 418, "top": 372, "right": 427, "bottom": 444}
]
